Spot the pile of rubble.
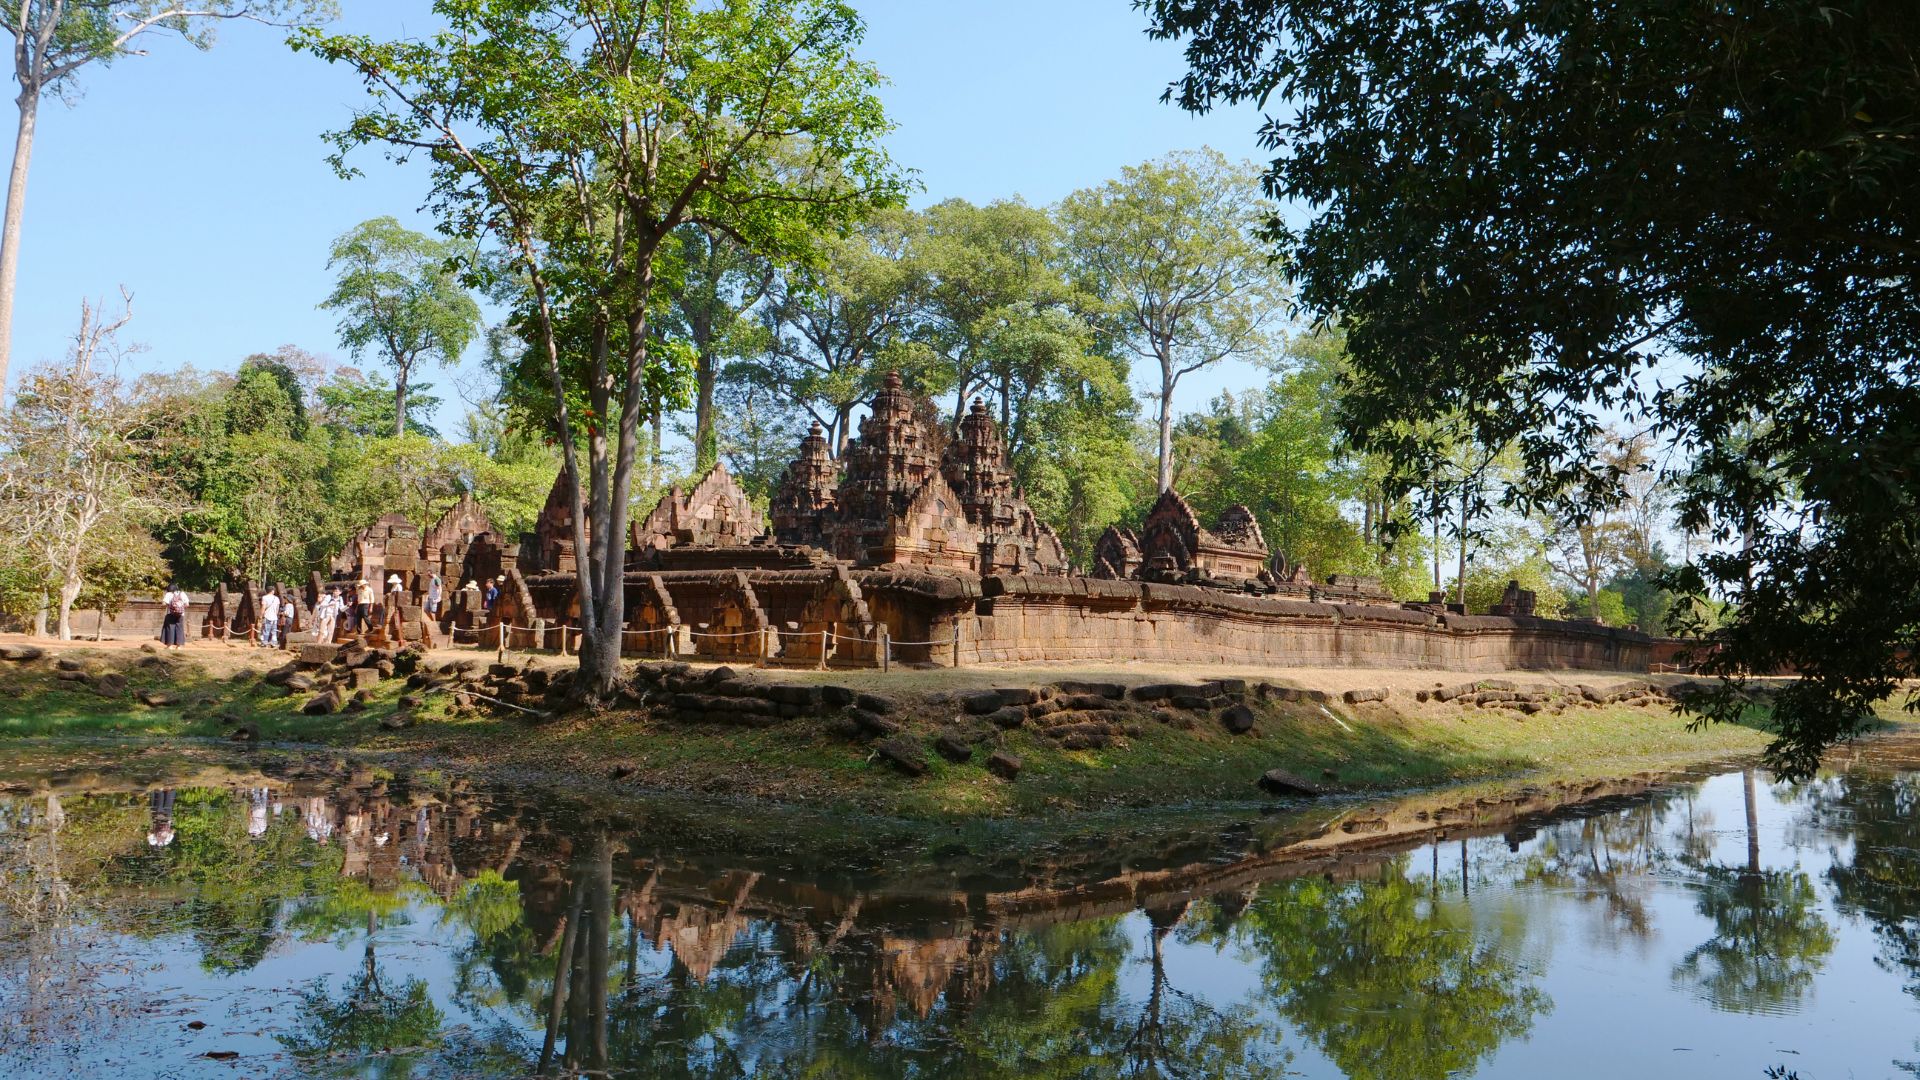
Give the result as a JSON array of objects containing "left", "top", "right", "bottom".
[{"left": 264, "top": 642, "right": 425, "bottom": 726}]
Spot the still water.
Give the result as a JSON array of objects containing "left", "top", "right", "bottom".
[{"left": 2, "top": 740, "right": 1919, "bottom": 1079}]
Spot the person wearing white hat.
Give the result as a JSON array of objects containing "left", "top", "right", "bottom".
[
  {"left": 383, "top": 574, "right": 407, "bottom": 643},
  {"left": 352, "top": 578, "right": 374, "bottom": 633}
]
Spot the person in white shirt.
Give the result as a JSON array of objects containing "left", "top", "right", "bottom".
[
  {"left": 314, "top": 587, "right": 342, "bottom": 644},
  {"left": 258, "top": 589, "right": 281, "bottom": 648},
  {"left": 426, "top": 572, "right": 443, "bottom": 618}
]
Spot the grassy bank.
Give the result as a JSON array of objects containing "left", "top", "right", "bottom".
[{"left": 0, "top": 642, "right": 1901, "bottom": 820}]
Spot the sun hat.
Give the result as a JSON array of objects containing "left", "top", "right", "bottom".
[{"left": 386, "top": 574, "right": 402, "bottom": 585}]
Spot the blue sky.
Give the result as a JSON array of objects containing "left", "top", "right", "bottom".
[{"left": 11, "top": 0, "right": 1278, "bottom": 436}]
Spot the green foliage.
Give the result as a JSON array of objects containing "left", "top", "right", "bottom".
[
  {"left": 1057, "top": 148, "right": 1286, "bottom": 491},
  {"left": 1144, "top": 0, "right": 1920, "bottom": 776},
  {"left": 321, "top": 216, "right": 482, "bottom": 438},
  {"left": 1218, "top": 864, "right": 1549, "bottom": 1080}
]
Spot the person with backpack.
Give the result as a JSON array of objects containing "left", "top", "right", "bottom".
[
  {"left": 159, "top": 585, "right": 189, "bottom": 649},
  {"left": 313, "top": 587, "right": 342, "bottom": 644},
  {"left": 276, "top": 587, "right": 296, "bottom": 650}
]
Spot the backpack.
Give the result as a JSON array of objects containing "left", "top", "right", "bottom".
[{"left": 166, "top": 593, "right": 186, "bottom": 615}]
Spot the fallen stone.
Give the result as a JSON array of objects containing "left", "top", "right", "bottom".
[
  {"left": 933, "top": 732, "right": 974, "bottom": 763},
  {"left": 958, "top": 690, "right": 1005, "bottom": 715},
  {"left": 298, "top": 643, "right": 340, "bottom": 666},
  {"left": 847, "top": 707, "right": 899, "bottom": 737},
  {"left": 1219, "top": 704, "right": 1257, "bottom": 734},
  {"left": 1479, "top": 679, "right": 1516, "bottom": 692},
  {"left": 90, "top": 673, "right": 127, "bottom": 698},
  {"left": 229, "top": 723, "right": 258, "bottom": 742},
  {"left": 1047, "top": 721, "right": 1114, "bottom": 750},
  {"left": 346, "top": 690, "right": 372, "bottom": 712},
  {"left": 379, "top": 711, "right": 412, "bottom": 731},
  {"left": 262, "top": 663, "right": 301, "bottom": 686},
  {"left": 991, "top": 686, "right": 1039, "bottom": 707},
  {"left": 137, "top": 690, "right": 181, "bottom": 708},
  {"left": 1056, "top": 693, "right": 1119, "bottom": 713},
  {"left": 0, "top": 644, "right": 44, "bottom": 662},
  {"left": 52, "top": 669, "right": 88, "bottom": 683},
  {"left": 1053, "top": 680, "right": 1124, "bottom": 699},
  {"left": 1258, "top": 769, "right": 1326, "bottom": 798},
  {"left": 1433, "top": 682, "right": 1477, "bottom": 702},
  {"left": 819, "top": 685, "right": 856, "bottom": 708},
  {"left": 874, "top": 737, "right": 928, "bottom": 777},
  {"left": 303, "top": 691, "right": 341, "bottom": 716},
  {"left": 822, "top": 715, "right": 862, "bottom": 740},
  {"left": 339, "top": 647, "right": 372, "bottom": 669},
  {"left": 610, "top": 764, "right": 637, "bottom": 779},
  {"left": 375, "top": 660, "right": 396, "bottom": 679},
  {"left": 347, "top": 668, "right": 381, "bottom": 691},
  {"left": 855, "top": 692, "right": 898, "bottom": 715},
  {"left": 985, "top": 705, "right": 1027, "bottom": 729},
  {"left": 54, "top": 658, "right": 85, "bottom": 672},
  {"left": 702, "top": 665, "right": 738, "bottom": 685},
  {"left": 284, "top": 673, "right": 318, "bottom": 694},
  {"left": 396, "top": 693, "right": 423, "bottom": 709},
  {"left": 1342, "top": 687, "right": 1390, "bottom": 704},
  {"left": 1129, "top": 682, "right": 1184, "bottom": 702},
  {"left": 987, "top": 750, "right": 1023, "bottom": 780},
  {"left": 1170, "top": 693, "right": 1214, "bottom": 710}
]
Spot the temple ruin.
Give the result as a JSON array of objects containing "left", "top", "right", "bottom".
[{"left": 202, "top": 372, "right": 1647, "bottom": 668}]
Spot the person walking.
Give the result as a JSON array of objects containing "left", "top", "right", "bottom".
[
  {"left": 353, "top": 578, "right": 374, "bottom": 636},
  {"left": 482, "top": 577, "right": 500, "bottom": 612},
  {"left": 258, "top": 587, "right": 281, "bottom": 648},
  {"left": 426, "top": 572, "right": 443, "bottom": 619},
  {"left": 159, "top": 584, "right": 189, "bottom": 649}
]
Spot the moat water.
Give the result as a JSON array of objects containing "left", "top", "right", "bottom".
[{"left": 2, "top": 739, "right": 1918, "bottom": 1079}]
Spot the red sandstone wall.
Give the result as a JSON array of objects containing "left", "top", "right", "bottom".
[{"left": 947, "top": 578, "right": 1650, "bottom": 673}]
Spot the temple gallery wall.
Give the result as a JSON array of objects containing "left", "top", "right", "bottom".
[{"left": 201, "top": 372, "right": 1650, "bottom": 673}]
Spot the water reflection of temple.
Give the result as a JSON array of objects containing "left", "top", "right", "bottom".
[{"left": 86, "top": 763, "right": 1702, "bottom": 1050}]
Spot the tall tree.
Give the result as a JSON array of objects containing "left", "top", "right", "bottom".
[
  {"left": 0, "top": 0, "right": 335, "bottom": 396},
  {"left": 660, "top": 225, "right": 773, "bottom": 473},
  {"left": 320, "top": 216, "right": 481, "bottom": 437},
  {"left": 0, "top": 294, "right": 181, "bottom": 637},
  {"left": 752, "top": 207, "right": 919, "bottom": 455},
  {"left": 1145, "top": 0, "right": 1920, "bottom": 777},
  {"left": 300, "top": 0, "right": 902, "bottom": 699},
  {"left": 1058, "top": 148, "right": 1286, "bottom": 492},
  {"left": 912, "top": 197, "right": 1072, "bottom": 437}
]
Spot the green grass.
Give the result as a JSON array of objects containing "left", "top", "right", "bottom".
[{"left": 0, "top": 650, "right": 1905, "bottom": 822}]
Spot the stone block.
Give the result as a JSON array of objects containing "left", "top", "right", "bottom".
[
  {"left": 0, "top": 644, "right": 44, "bottom": 662},
  {"left": 855, "top": 692, "right": 898, "bottom": 715},
  {"left": 138, "top": 690, "right": 180, "bottom": 708},
  {"left": 1258, "top": 769, "right": 1326, "bottom": 798},
  {"left": 959, "top": 690, "right": 1005, "bottom": 715},
  {"left": 90, "top": 673, "right": 127, "bottom": 698},
  {"left": 986, "top": 706, "right": 1027, "bottom": 729},
  {"left": 303, "top": 691, "right": 341, "bottom": 716},
  {"left": 987, "top": 750, "right": 1023, "bottom": 780},
  {"left": 933, "top": 732, "right": 974, "bottom": 763},
  {"left": 1053, "top": 680, "right": 1124, "bottom": 699},
  {"left": 1219, "top": 704, "right": 1257, "bottom": 734},
  {"left": 874, "top": 737, "right": 928, "bottom": 777},
  {"left": 348, "top": 668, "right": 381, "bottom": 691},
  {"left": 298, "top": 643, "right": 340, "bottom": 666},
  {"left": 1342, "top": 687, "right": 1390, "bottom": 704}
]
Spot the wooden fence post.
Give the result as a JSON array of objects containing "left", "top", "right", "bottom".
[
  {"left": 818, "top": 628, "right": 829, "bottom": 671},
  {"left": 952, "top": 623, "right": 962, "bottom": 668},
  {"left": 880, "top": 628, "right": 890, "bottom": 673}
]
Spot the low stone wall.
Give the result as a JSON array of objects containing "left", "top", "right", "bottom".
[
  {"left": 518, "top": 569, "right": 1650, "bottom": 672},
  {"left": 0, "top": 595, "right": 216, "bottom": 641},
  {"left": 944, "top": 577, "right": 1649, "bottom": 672}
]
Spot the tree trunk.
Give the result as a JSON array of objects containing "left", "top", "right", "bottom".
[
  {"left": 1454, "top": 488, "right": 1469, "bottom": 608},
  {"left": 393, "top": 362, "right": 409, "bottom": 438},
  {"left": 694, "top": 351, "right": 717, "bottom": 472},
  {"left": 582, "top": 271, "right": 655, "bottom": 700},
  {"left": 1156, "top": 357, "right": 1176, "bottom": 493},
  {"left": 1743, "top": 768, "right": 1760, "bottom": 876},
  {"left": 833, "top": 402, "right": 853, "bottom": 457},
  {"left": 0, "top": 93, "right": 38, "bottom": 396},
  {"left": 55, "top": 568, "right": 81, "bottom": 642},
  {"left": 29, "top": 590, "right": 47, "bottom": 638}
]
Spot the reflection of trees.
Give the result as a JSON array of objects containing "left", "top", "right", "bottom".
[
  {"left": 279, "top": 906, "right": 447, "bottom": 1079},
  {"left": 1517, "top": 798, "right": 1677, "bottom": 947},
  {"left": 1671, "top": 770, "right": 1835, "bottom": 1014},
  {"left": 1203, "top": 859, "right": 1548, "bottom": 1080},
  {"left": 1793, "top": 772, "right": 1920, "bottom": 999}
]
